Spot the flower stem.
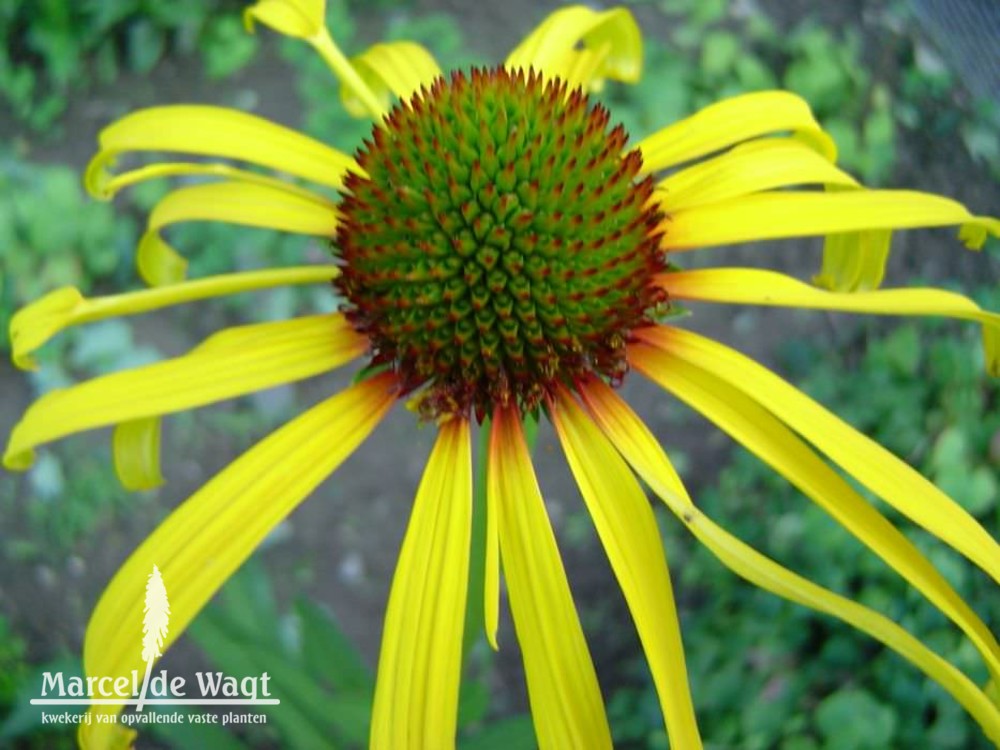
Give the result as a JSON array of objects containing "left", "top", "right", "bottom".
[{"left": 308, "top": 30, "right": 386, "bottom": 120}]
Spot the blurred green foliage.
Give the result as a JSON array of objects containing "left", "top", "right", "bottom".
[
  {"left": 618, "top": 0, "right": 1000, "bottom": 183},
  {"left": 0, "top": 0, "right": 257, "bottom": 132},
  {"left": 0, "top": 157, "right": 137, "bottom": 348},
  {"left": 612, "top": 1, "right": 897, "bottom": 182},
  {"left": 0, "top": 616, "right": 27, "bottom": 708},
  {"left": 0, "top": 654, "right": 82, "bottom": 749}
]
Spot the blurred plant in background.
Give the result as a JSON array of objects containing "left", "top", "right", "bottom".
[
  {"left": 0, "top": 0, "right": 258, "bottom": 132},
  {"left": 1, "top": 0, "right": 998, "bottom": 747}
]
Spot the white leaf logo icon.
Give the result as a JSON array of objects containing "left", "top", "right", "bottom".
[{"left": 137, "top": 565, "right": 169, "bottom": 712}]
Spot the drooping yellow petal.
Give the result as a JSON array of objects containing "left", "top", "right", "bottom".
[
  {"left": 10, "top": 265, "right": 337, "bottom": 370},
  {"left": 551, "top": 390, "right": 702, "bottom": 750},
  {"left": 137, "top": 236, "right": 185, "bottom": 287},
  {"left": 342, "top": 42, "right": 442, "bottom": 118},
  {"left": 371, "top": 419, "right": 472, "bottom": 749},
  {"left": 505, "top": 6, "right": 642, "bottom": 90},
  {"left": 243, "top": 0, "right": 325, "bottom": 39},
  {"left": 97, "top": 161, "right": 326, "bottom": 203},
  {"left": 554, "top": 46, "right": 612, "bottom": 93},
  {"left": 576, "top": 377, "right": 689, "bottom": 503},
  {"left": 630, "top": 339, "right": 1000, "bottom": 685},
  {"left": 79, "top": 373, "right": 397, "bottom": 741},
  {"left": 656, "top": 139, "right": 857, "bottom": 213},
  {"left": 661, "top": 190, "right": 1000, "bottom": 251},
  {"left": 663, "top": 267, "right": 1000, "bottom": 375},
  {"left": 815, "top": 229, "right": 893, "bottom": 292},
  {"left": 135, "top": 181, "right": 338, "bottom": 285},
  {"left": 489, "top": 405, "right": 612, "bottom": 749},
  {"left": 640, "top": 325, "right": 1000, "bottom": 587},
  {"left": 578, "top": 377, "right": 1000, "bottom": 746},
  {"left": 483, "top": 421, "right": 500, "bottom": 651},
  {"left": 113, "top": 418, "right": 163, "bottom": 491},
  {"left": 86, "top": 105, "right": 361, "bottom": 199},
  {"left": 637, "top": 91, "right": 835, "bottom": 174},
  {"left": 4, "top": 314, "right": 365, "bottom": 471}
]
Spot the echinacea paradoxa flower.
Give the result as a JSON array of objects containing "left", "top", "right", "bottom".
[{"left": 6, "top": 2, "right": 1000, "bottom": 748}]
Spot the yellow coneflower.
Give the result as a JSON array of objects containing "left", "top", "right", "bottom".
[{"left": 5, "top": 2, "right": 1000, "bottom": 748}]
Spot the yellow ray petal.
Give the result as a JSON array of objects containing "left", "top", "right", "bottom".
[
  {"left": 113, "top": 418, "right": 163, "bottom": 491},
  {"left": 637, "top": 91, "right": 835, "bottom": 174},
  {"left": 243, "top": 0, "right": 324, "bottom": 39},
  {"left": 639, "top": 325, "right": 1000, "bottom": 587},
  {"left": 630, "top": 340, "right": 1000, "bottom": 685},
  {"left": 86, "top": 105, "right": 361, "bottom": 199},
  {"left": 505, "top": 6, "right": 642, "bottom": 90},
  {"left": 4, "top": 313, "right": 365, "bottom": 471},
  {"left": 96, "top": 161, "right": 326, "bottom": 203},
  {"left": 135, "top": 180, "right": 338, "bottom": 285},
  {"left": 79, "top": 373, "right": 397, "bottom": 740},
  {"left": 342, "top": 42, "right": 442, "bottom": 118},
  {"left": 576, "top": 377, "right": 689, "bottom": 504},
  {"left": 660, "top": 190, "right": 1000, "bottom": 251},
  {"left": 371, "top": 419, "right": 472, "bottom": 749},
  {"left": 488, "top": 405, "right": 612, "bottom": 749},
  {"left": 483, "top": 421, "right": 500, "bottom": 651},
  {"left": 10, "top": 266, "right": 338, "bottom": 370},
  {"left": 551, "top": 390, "right": 702, "bottom": 750},
  {"left": 137, "top": 235, "right": 186, "bottom": 287},
  {"left": 663, "top": 267, "right": 1000, "bottom": 375},
  {"left": 556, "top": 45, "right": 613, "bottom": 93},
  {"left": 577, "top": 377, "right": 1000, "bottom": 746},
  {"left": 656, "top": 138, "right": 858, "bottom": 213},
  {"left": 816, "top": 229, "right": 893, "bottom": 292}
]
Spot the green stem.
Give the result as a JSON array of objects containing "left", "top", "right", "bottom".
[{"left": 309, "top": 30, "right": 386, "bottom": 121}]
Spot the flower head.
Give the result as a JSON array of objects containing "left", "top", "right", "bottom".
[
  {"left": 339, "top": 66, "right": 665, "bottom": 419},
  {"left": 6, "top": 4, "right": 1000, "bottom": 749}
]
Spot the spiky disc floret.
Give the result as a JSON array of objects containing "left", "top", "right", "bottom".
[{"left": 336, "top": 66, "right": 667, "bottom": 420}]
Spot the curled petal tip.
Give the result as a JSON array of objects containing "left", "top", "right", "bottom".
[
  {"left": 959, "top": 220, "right": 1000, "bottom": 250},
  {"left": 10, "top": 287, "right": 85, "bottom": 371},
  {"left": 84, "top": 157, "right": 114, "bottom": 201},
  {"left": 243, "top": 0, "right": 326, "bottom": 40}
]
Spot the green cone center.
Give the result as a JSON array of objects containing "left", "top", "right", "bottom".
[{"left": 336, "top": 66, "right": 666, "bottom": 420}]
